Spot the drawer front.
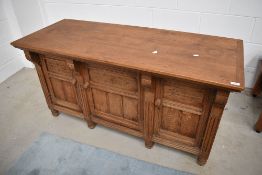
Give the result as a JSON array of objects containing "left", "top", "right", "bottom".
[
  {"left": 45, "top": 57, "right": 72, "bottom": 77},
  {"left": 88, "top": 64, "right": 138, "bottom": 92},
  {"left": 84, "top": 63, "right": 142, "bottom": 132},
  {"left": 163, "top": 80, "right": 205, "bottom": 109},
  {"left": 41, "top": 56, "right": 82, "bottom": 113},
  {"left": 154, "top": 78, "right": 214, "bottom": 148}
]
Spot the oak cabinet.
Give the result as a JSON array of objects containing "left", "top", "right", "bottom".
[{"left": 11, "top": 19, "right": 244, "bottom": 165}]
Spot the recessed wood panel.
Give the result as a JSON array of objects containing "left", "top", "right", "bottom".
[
  {"left": 50, "top": 78, "right": 65, "bottom": 101},
  {"left": 161, "top": 106, "right": 180, "bottom": 133},
  {"left": 50, "top": 77, "right": 78, "bottom": 104},
  {"left": 108, "top": 93, "right": 123, "bottom": 117},
  {"left": 180, "top": 111, "right": 200, "bottom": 138},
  {"left": 161, "top": 106, "right": 201, "bottom": 139},
  {"left": 123, "top": 97, "right": 138, "bottom": 122},
  {"left": 92, "top": 89, "right": 108, "bottom": 113},
  {"left": 63, "top": 82, "right": 77, "bottom": 104}
]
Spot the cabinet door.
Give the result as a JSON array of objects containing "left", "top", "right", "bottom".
[
  {"left": 153, "top": 78, "right": 214, "bottom": 152},
  {"left": 41, "top": 56, "right": 82, "bottom": 116},
  {"left": 85, "top": 63, "right": 142, "bottom": 133}
]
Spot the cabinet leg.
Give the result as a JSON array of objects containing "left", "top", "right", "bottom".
[
  {"left": 51, "top": 109, "right": 60, "bottom": 117},
  {"left": 87, "top": 120, "right": 96, "bottom": 129},
  {"left": 255, "top": 112, "right": 262, "bottom": 133},
  {"left": 145, "top": 141, "right": 154, "bottom": 149},
  {"left": 252, "top": 71, "right": 262, "bottom": 97},
  {"left": 197, "top": 156, "right": 207, "bottom": 166},
  {"left": 252, "top": 85, "right": 262, "bottom": 97},
  {"left": 197, "top": 91, "right": 229, "bottom": 166}
]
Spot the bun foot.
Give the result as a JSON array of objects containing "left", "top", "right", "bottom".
[
  {"left": 254, "top": 125, "right": 261, "bottom": 133},
  {"left": 254, "top": 113, "right": 262, "bottom": 133},
  {"left": 145, "top": 141, "right": 154, "bottom": 149},
  {"left": 87, "top": 122, "right": 96, "bottom": 129},
  {"left": 51, "top": 109, "right": 60, "bottom": 117},
  {"left": 197, "top": 157, "right": 207, "bottom": 166}
]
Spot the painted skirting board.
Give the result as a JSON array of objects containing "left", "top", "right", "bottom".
[{"left": 0, "top": 57, "right": 24, "bottom": 84}]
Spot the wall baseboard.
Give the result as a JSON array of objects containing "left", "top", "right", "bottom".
[
  {"left": 0, "top": 57, "right": 24, "bottom": 84},
  {"left": 23, "top": 59, "right": 34, "bottom": 68}
]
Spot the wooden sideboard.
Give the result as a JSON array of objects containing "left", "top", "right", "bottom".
[{"left": 11, "top": 19, "right": 244, "bottom": 165}]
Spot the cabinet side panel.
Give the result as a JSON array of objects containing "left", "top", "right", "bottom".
[
  {"left": 198, "top": 90, "right": 229, "bottom": 165},
  {"left": 23, "top": 51, "right": 56, "bottom": 115}
]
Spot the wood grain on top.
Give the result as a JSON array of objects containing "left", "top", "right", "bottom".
[{"left": 11, "top": 19, "right": 244, "bottom": 91}]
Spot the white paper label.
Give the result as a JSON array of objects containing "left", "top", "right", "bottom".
[
  {"left": 230, "top": 82, "right": 240, "bottom": 86},
  {"left": 152, "top": 50, "right": 158, "bottom": 54}
]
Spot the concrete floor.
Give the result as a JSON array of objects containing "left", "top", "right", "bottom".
[{"left": 0, "top": 68, "right": 262, "bottom": 175}]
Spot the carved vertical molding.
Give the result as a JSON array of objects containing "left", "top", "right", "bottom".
[
  {"left": 24, "top": 51, "right": 59, "bottom": 116},
  {"left": 197, "top": 90, "right": 229, "bottom": 165},
  {"left": 68, "top": 60, "right": 95, "bottom": 129},
  {"left": 141, "top": 74, "right": 155, "bottom": 148}
]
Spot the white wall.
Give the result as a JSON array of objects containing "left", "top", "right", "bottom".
[
  {"left": 3, "top": 0, "right": 262, "bottom": 88},
  {"left": 0, "top": 0, "right": 24, "bottom": 83},
  {"left": 11, "top": 0, "right": 44, "bottom": 36}
]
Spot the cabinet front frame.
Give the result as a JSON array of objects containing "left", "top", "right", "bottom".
[{"left": 26, "top": 51, "right": 230, "bottom": 165}]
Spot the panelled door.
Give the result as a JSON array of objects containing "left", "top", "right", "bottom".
[
  {"left": 153, "top": 78, "right": 214, "bottom": 152},
  {"left": 41, "top": 55, "right": 83, "bottom": 116},
  {"left": 84, "top": 63, "right": 142, "bottom": 133}
]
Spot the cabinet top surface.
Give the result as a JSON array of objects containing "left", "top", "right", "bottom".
[{"left": 11, "top": 19, "right": 244, "bottom": 91}]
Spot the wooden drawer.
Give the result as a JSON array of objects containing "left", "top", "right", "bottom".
[
  {"left": 44, "top": 56, "right": 72, "bottom": 77},
  {"left": 163, "top": 79, "right": 206, "bottom": 109},
  {"left": 88, "top": 64, "right": 138, "bottom": 93}
]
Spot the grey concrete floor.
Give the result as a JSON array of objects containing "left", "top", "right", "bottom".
[{"left": 0, "top": 68, "right": 262, "bottom": 175}]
